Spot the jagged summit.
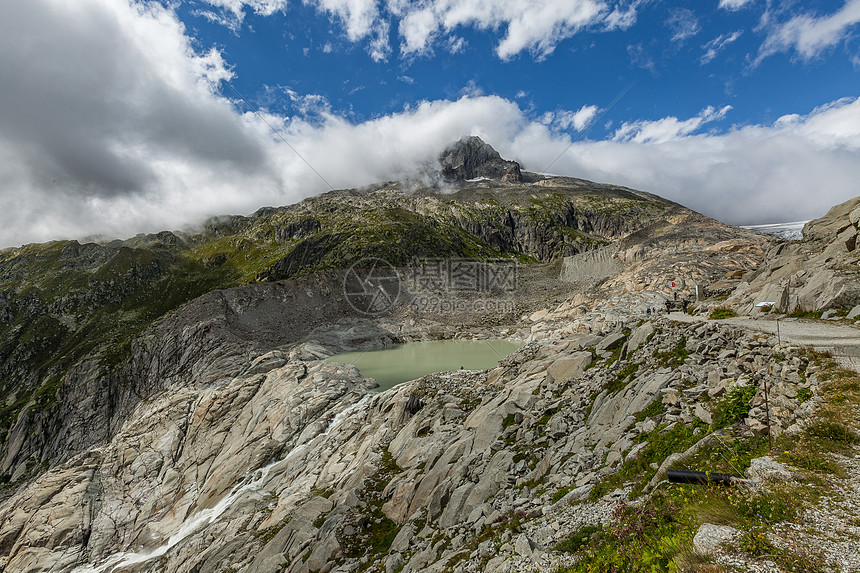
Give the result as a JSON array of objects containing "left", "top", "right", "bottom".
[{"left": 438, "top": 135, "right": 523, "bottom": 183}]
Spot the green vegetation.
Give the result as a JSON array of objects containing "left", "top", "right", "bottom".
[
  {"left": 709, "top": 385, "right": 757, "bottom": 430},
  {"left": 551, "top": 485, "right": 576, "bottom": 504},
  {"left": 634, "top": 398, "right": 664, "bottom": 423},
  {"left": 708, "top": 307, "right": 738, "bottom": 320},
  {"left": 554, "top": 524, "right": 601, "bottom": 553},
  {"left": 787, "top": 309, "right": 823, "bottom": 319},
  {"left": 341, "top": 448, "right": 403, "bottom": 568},
  {"left": 605, "top": 362, "right": 641, "bottom": 394},
  {"left": 583, "top": 392, "right": 599, "bottom": 423},
  {"left": 653, "top": 336, "right": 689, "bottom": 368},
  {"left": 441, "top": 510, "right": 530, "bottom": 573},
  {"left": 602, "top": 343, "right": 626, "bottom": 369},
  {"left": 590, "top": 420, "right": 708, "bottom": 500},
  {"left": 568, "top": 348, "right": 860, "bottom": 573}
]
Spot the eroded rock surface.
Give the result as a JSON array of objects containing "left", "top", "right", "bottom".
[{"left": 0, "top": 316, "right": 820, "bottom": 573}]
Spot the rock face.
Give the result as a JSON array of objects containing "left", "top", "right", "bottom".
[
  {"left": 726, "top": 195, "right": 860, "bottom": 313},
  {"left": 693, "top": 523, "right": 741, "bottom": 556},
  {"left": 438, "top": 136, "right": 523, "bottom": 183},
  {"left": 0, "top": 171, "right": 687, "bottom": 483},
  {"left": 0, "top": 163, "right": 698, "bottom": 485},
  {"left": 561, "top": 210, "right": 770, "bottom": 307}
]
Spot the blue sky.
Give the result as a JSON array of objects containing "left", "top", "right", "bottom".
[
  {"left": 1, "top": 0, "right": 859, "bottom": 246},
  {"left": 178, "top": 0, "right": 857, "bottom": 136}
]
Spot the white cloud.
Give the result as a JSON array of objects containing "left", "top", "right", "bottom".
[
  {"left": 198, "top": 0, "right": 647, "bottom": 61},
  {"left": 447, "top": 36, "right": 467, "bottom": 54},
  {"left": 701, "top": 30, "right": 743, "bottom": 64},
  {"left": 2, "top": 0, "right": 860, "bottom": 247},
  {"left": 719, "top": 0, "right": 753, "bottom": 11},
  {"left": 613, "top": 106, "right": 732, "bottom": 144},
  {"left": 395, "top": 0, "right": 617, "bottom": 59},
  {"left": 666, "top": 8, "right": 701, "bottom": 43},
  {"left": 198, "top": 0, "right": 287, "bottom": 28},
  {"left": 627, "top": 43, "right": 656, "bottom": 72},
  {"left": 529, "top": 98, "right": 860, "bottom": 225},
  {"left": 757, "top": 0, "right": 860, "bottom": 63},
  {"left": 543, "top": 105, "right": 600, "bottom": 132},
  {"left": 201, "top": 0, "right": 390, "bottom": 59},
  {"left": 603, "top": 0, "right": 645, "bottom": 31},
  {"left": 0, "top": 0, "right": 282, "bottom": 245}
]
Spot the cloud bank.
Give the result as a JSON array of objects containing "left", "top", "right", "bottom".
[{"left": 1, "top": 0, "right": 859, "bottom": 247}]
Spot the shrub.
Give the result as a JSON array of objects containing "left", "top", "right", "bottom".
[
  {"left": 709, "top": 307, "right": 737, "bottom": 320},
  {"left": 710, "top": 385, "right": 757, "bottom": 429}
]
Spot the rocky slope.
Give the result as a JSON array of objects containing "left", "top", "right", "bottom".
[
  {"left": 0, "top": 314, "right": 829, "bottom": 573},
  {"left": 724, "top": 195, "right": 860, "bottom": 314}
]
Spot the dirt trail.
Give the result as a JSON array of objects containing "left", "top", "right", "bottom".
[{"left": 669, "top": 313, "right": 860, "bottom": 371}]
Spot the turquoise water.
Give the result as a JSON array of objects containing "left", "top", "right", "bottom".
[{"left": 325, "top": 339, "right": 524, "bottom": 391}]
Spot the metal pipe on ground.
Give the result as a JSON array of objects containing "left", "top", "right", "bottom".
[{"left": 667, "top": 469, "right": 742, "bottom": 486}]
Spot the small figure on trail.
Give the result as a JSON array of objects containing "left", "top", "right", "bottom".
[
  {"left": 665, "top": 300, "right": 671, "bottom": 314},
  {"left": 674, "top": 292, "right": 678, "bottom": 301},
  {"left": 588, "top": 326, "right": 593, "bottom": 333},
  {"left": 646, "top": 307, "right": 651, "bottom": 315},
  {"left": 682, "top": 299, "right": 689, "bottom": 313}
]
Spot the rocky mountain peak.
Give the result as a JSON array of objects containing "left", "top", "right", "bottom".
[{"left": 438, "top": 135, "right": 523, "bottom": 183}]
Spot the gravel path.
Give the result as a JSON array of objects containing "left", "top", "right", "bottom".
[{"left": 669, "top": 313, "right": 860, "bottom": 371}]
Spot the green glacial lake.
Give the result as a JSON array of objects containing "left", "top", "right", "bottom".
[{"left": 326, "top": 339, "right": 524, "bottom": 391}]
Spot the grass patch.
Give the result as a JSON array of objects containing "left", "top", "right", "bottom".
[
  {"left": 591, "top": 421, "right": 707, "bottom": 500},
  {"left": 574, "top": 346, "right": 857, "bottom": 573},
  {"left": 552, "top": 485, "right": 576, "bottom": 504},
  {"left": 583, "top": 392, "right": 599, "bottom": 423},
  {"left": 554, "top": 524, "right": 602, "bottom": 553},
  {"left": 709, "top": 307, "right": 738, "bottom": 320},
  {"left": 787, "top": 309, "right": 823, "bottom": 319},
  {"left": 340, "top": 447, "right": 403, "bottom": 567},
  {"left": 556, "top": 496, "right": 687, "bottom": 572},
  {"left": 604, "top": 362, "right": 641, "bottom": 394},
  {"left": 805, "top": 419, "right": 860, "bottom": 450},
  {"left": 634, "top": 398, "right": 665, "bottom": 423}
]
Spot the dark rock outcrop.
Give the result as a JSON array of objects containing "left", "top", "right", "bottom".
[
  {"left": 275, "top": 217, "right": 322, "bottom": 241},
  {"left": 439, "top": 136, "right": 523, "bottom": 183}
]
